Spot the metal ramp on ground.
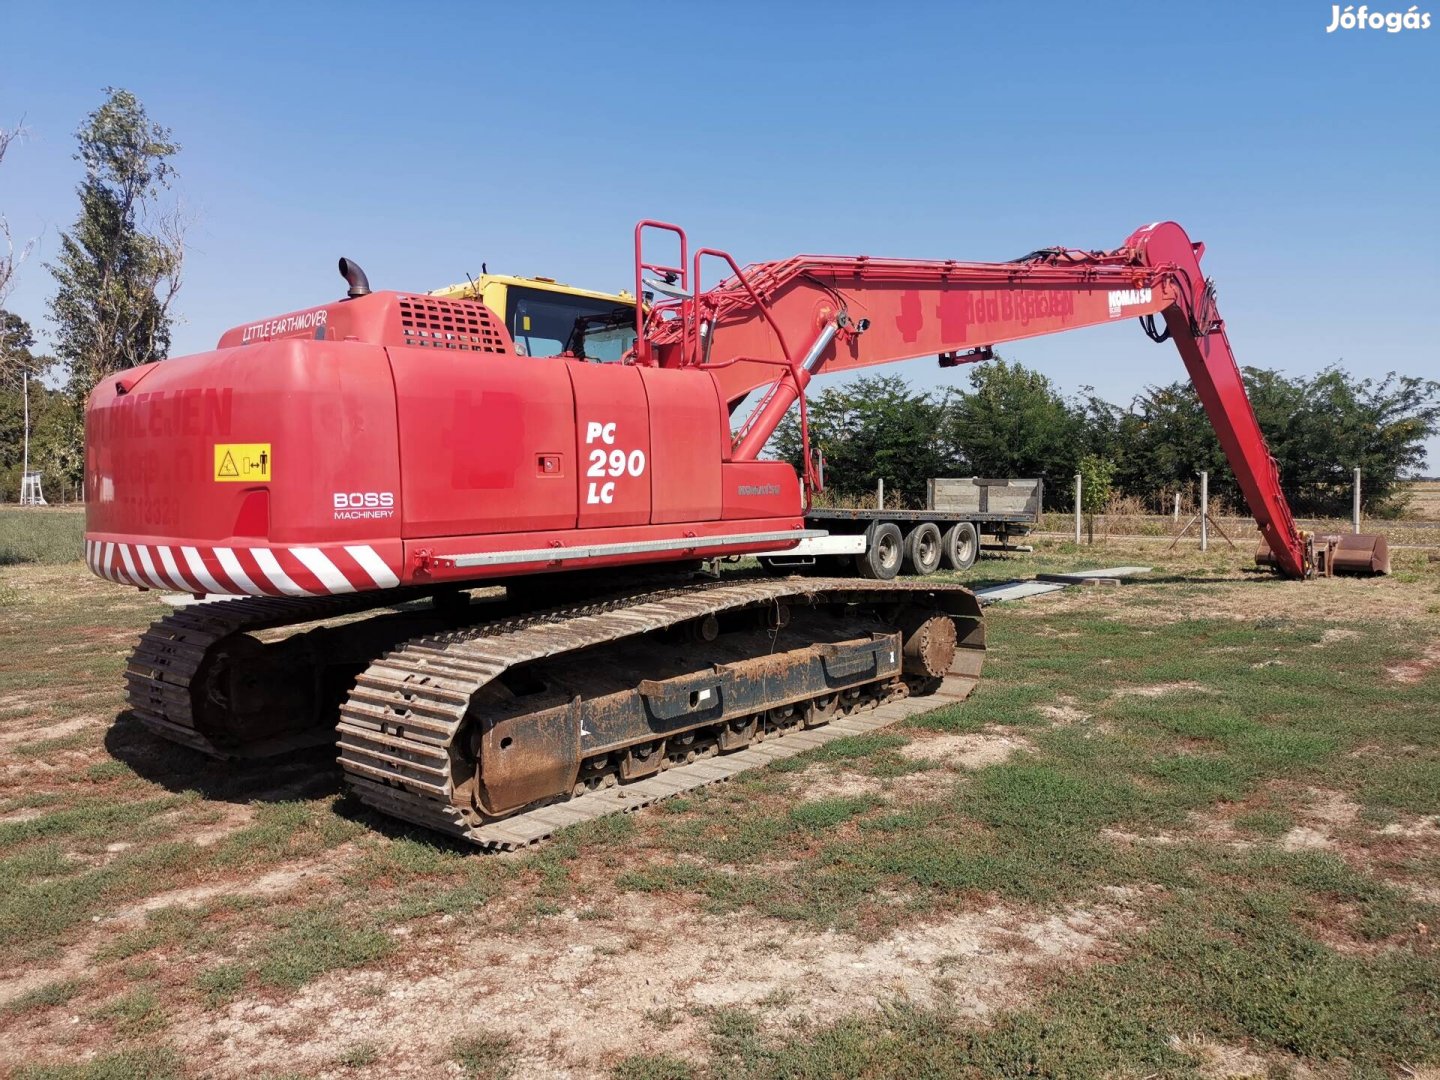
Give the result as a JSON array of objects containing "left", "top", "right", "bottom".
[{"left": 974, "top": 566, "right": 1150, "bottom": 605}]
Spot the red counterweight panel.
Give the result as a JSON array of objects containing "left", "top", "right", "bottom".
[
  {"left": 389, "top": 349, "right": 577, "bottom": 537},
  {"left": 639, "top": 367, "right": 724, "bottom": 524},
  {"left": 84, "top": 339, "right": 401, "bottom": 547},
  {"left": 568, "top": 361, "right": 651, "bottom": 528}
]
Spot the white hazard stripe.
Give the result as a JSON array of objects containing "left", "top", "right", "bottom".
[
  {"left": 157, "top": 546, "right": 189, "bottom": 592},
  {"left": 214, "top": 548, "right": 261, "bottom": 595},
  {"left": 346, "top": 545, "right": 400, "bottom": 589},
  {"left": 88, "top": 540, "right": 398, "bottom": 596},
  {"left": 291, "top": 547, "right": 357, "bottom": 594},
  {"left": 181, "top": 547, "right": 227, "bottom": 594},
  {"left": 117, "top": 543, "right": 142, "bottom": 586},
  {"left": 252, "top": 548, "right": 312, "bottom": 596},
  {"left": 135, "top": 546, "right": 171, "bottom": 590}
]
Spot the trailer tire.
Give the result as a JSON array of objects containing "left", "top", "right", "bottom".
[
  {"left": 903, "top": 522, "right": 943, "bottom": 576},
  {"left": 941, "top": 521, "right": 979, "bottom": 571},
  {"left": 855, "top": 522, "right": 903, "bottom": 580}
]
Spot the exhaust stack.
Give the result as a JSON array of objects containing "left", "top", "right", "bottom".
[{"left": 338, "top": 257, "right": 371, "bottom": 299}]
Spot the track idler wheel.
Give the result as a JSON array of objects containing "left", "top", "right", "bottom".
[{"left": 898, "top": 612, "right": 958, "bottom": 679}]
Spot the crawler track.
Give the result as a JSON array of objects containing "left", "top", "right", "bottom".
[
  {"left": 338, "top": 578, "right": 984, "bottom": 849},
  {"left": 125, "top": 588, "right": 439, "bottom": 757}
]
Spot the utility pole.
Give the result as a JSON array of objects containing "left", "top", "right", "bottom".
[{"left": 21, "top": 367, "right": 29, "bottom": 490}]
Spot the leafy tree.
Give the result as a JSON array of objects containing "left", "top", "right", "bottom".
[
  {"left": 47, "top": 87, "right": 183, "bottom": 401},
  {"left": 1076, "top": 453, "right": 1116, "bottom": 542},
  {"left": 1105, "top": 382, "right": 1227, "bottom": 511},
  {"left": 0, "top": 310, "right": 36, "bottom": 383},
  {"left": 1249, "top": 367, "right": 1440, "bottom": 517},
  {"left": 946, "top": 359, "right": 1086, "bottom": 506},
  {"left": 1112, "top": 366, "right": 1440, "bottom": 518},
  {"left": 0, "top": 312, "right": 69, "bottom": 499},
  {"left": 771, "top": 375, "right": 954, "bottom": 505}
]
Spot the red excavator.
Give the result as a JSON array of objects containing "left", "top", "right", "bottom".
[{"left": 83, "top": 220, "right": 1387, "bottom": 848}]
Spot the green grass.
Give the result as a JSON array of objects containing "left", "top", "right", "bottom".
[
  {"left": 89, "top": 987, "right": 167, "bottom": 1036},
  {"left": 252, "top": 908, "right": 393, "bottom": 988},
  {"left": 335, "top": 1041, "right": 380, "bottom": 1068},
  {"left": 1, "top": 977, "right": 83, "bottom": 1014},
  {"left": 0, "top": 507, "right": 85, "bottom": 565},
  {"left": 612, "top": 1054, "right": 697, "bottom": 1080},
  {"left": 14, "top": 1048, "right": 184, "bottom": 1080},
  {"left": 451, "top": 1031, "right": 518, "bottom": 1080},
  {"left": 195, "top": 961, "right": 247, "bottom": 1006}
]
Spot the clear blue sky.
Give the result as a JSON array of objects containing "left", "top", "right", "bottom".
[{"left": 3, "top": 0, "right": 1437, "bottom": 468}]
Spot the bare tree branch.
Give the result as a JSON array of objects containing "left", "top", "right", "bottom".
[{"left": 0, "top": 121, "right": 36, "bottom": 305}]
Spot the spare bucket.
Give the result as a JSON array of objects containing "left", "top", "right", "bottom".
[
  {"left": 1256, "top": 533, "right": 1390, "bottom": 576},
  {"left": 1327, "top": 533, "right": 1391, "bottom": 575}
]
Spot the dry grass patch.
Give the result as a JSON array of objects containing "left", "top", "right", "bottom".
[{"left": 155, "top": 892, "right": 1135, "bottom": 1080}]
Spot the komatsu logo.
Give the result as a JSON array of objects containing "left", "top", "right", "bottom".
[{"left": 1107, "top": 288, "right": 1153, "bottom": 317}]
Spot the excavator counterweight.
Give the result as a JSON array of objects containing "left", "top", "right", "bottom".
[{"left": 85, "top": 219, "right": 1386, "bottom": 847}]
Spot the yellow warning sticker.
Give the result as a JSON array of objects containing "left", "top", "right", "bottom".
[{"left": 214, "top": 443, "right": 272, "bottom": 482}]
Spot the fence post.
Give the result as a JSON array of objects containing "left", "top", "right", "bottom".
[
  {"left": 877, "top": 478, "right": 884, "bottom": 510},
  {"left": 1199, "top": 470, "right": 1209, "bottom": 552},
  {"left": 1173, "top": 492, "right": 1181, "bottom": 521},
  {"left": 1353, "top": 468, "right": 1361, "bottom": 534},
  {"left": 1074, "top": 473, "right": 1082, "bottom": 544}
]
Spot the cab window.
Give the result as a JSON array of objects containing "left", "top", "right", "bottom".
[{"left": 506, "top": 285, "right": 635, "bottom": 362}]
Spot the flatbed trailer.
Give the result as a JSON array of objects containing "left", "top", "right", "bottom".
[{"left": 758, "top": 478, "right": 1042, "bottom": 579}]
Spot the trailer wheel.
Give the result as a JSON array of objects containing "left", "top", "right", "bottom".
[
  {"left": 903, "top": 522, "right": 943, "bottom": 576},
  {"left": 941, "top": 521, "right": 979, "bottom": 571},
  {"left": 855, "top": 522, "right": 903, "bottom": 580}
]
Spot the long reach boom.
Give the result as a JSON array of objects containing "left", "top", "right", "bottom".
[{"left": 636, "top": 220, "right": 1332, "bottom": 579}]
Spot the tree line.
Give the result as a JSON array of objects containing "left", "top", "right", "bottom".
[
  {"left": 772, "top": 361, "right": 1440, "bottom": 518},
  {"left": 1, "top": 88, "right": 180, "bottom": 501}
]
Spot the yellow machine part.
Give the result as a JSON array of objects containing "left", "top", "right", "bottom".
[{"left": 430, "top": 273, "right": 634, "bottom": 315}]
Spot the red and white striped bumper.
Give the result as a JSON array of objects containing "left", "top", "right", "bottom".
[{"left": 84, "top": 539, "right": 401, "bottom": 597}]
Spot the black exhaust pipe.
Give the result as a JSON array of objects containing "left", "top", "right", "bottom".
[{"left": 338, "top": 257, "right": 370, "bottom": 299}]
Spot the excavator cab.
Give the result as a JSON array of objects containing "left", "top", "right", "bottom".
[{"left": 430, "top": 273, "right": 634, "bottom": 360}]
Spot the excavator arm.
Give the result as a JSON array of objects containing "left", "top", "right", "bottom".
[{"left": 634, "top": 220, "right": 1378, "bottom": 580}]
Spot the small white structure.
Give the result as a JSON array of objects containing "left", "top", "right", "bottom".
[{"left": 19, "top": 470, "right": 46, "bottom": 506}]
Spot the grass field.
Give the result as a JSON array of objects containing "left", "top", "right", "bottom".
[
  {"left": 0, "top": 512, "right": 1437, "bottom": 1078},
  {"left": 0, "top": 507, "right": 85, "bottom": 567},
  {"left": 1408, "top": 480, "right": 1440, "bottom": 521}
]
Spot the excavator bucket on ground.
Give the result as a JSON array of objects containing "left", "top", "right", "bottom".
[{"left": 1256, "top": 533, "right": 1391, "bottom": 576}]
